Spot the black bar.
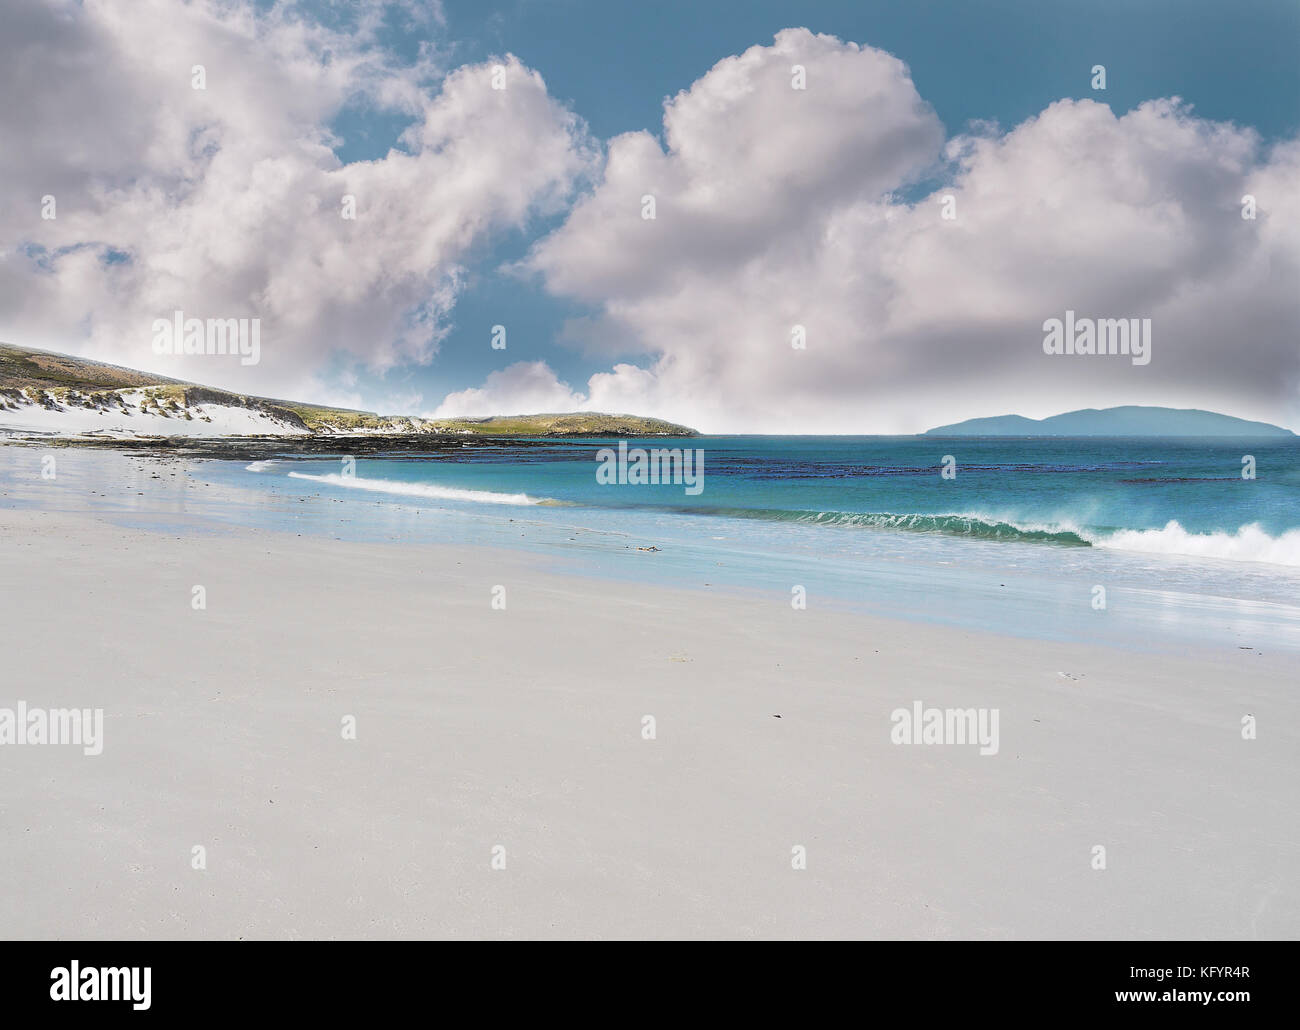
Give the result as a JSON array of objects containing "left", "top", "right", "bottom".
[{"left": 0, "top": 943, "right": 1284, "bottom": 1018}]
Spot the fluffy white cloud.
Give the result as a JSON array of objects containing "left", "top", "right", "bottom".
[
  {"left": 0, "top": 0, "right": 595, "bottom": 402},
  {"left": 512, "top": 27, "right": 1300, "bottom": 433},
  {"left": 8, "top": 13, "right": 1296, "bottom": 432},
  {"left": 431, "top": 361, "right": 585, "bottom": 416}
]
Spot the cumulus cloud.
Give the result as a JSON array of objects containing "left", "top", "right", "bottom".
[
  {"left": 7, "top": 13, "right": 1296, "bottom": 432},
  {"left": 0, "top": 0, "right": 595, "bottom": 402},
  {"left": 509, "top": 27, "right": 1300, "bottom": 432},
  {"left": 431, "top": 361, "right": 585, "bottom": 416}
]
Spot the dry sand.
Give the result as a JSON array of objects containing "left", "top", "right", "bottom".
[{"left": 1, "top": 506, "right": 1296, "bottom": 939}]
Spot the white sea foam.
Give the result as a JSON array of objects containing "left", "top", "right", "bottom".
[
  {"left": 245, "top": 460, "right": 278, "bottom": 471},
  {"left": 928, "top": 510, "right": 1300, "bottom": 568},
  {"left": 287, "top": 471, "right": 541, "bottom": 506},
  {"left": 1092, "top": 520, "right": 1300, "bottom": 567},
  {"left": 800, "top": 507, "right": 1300, "bottom": 568}
]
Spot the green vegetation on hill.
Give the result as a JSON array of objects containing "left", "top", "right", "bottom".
[
  {"left": 425, "top": 413, "right": 695, "bottom": 436},
  {"left": 0, "top": 342, "right": 697, "bottom": 437},
  {"left": 0, "top": 342, "right": 189, "bottom": 392}
]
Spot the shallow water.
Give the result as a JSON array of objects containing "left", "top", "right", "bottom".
[{"left": 5, "top": 437, "right": 1300, "bottom": 652}]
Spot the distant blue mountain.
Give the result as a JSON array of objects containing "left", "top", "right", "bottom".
[{"left": 924, "top": 406, "right": 1295, "bottom": 437}]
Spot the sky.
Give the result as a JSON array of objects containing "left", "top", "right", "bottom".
[{"left": 1, "top": 0, "right": 1297, "bottom": 432}]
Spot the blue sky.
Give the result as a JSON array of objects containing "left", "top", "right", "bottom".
[
  {"left": 319, "top": 0, "right": 1300, "bottom": 417},
  {"left": 5, "top": 0, "right": 1298, "bottom": 431}
]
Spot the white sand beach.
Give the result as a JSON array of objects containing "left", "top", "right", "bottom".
[
  {"left": 4, "top": 0, "right": 1299, "bottom": 956},
  {"left": 1, "top": 502, "right": 1296, "bottom": 940}
]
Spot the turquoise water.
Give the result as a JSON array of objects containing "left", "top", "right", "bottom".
[
  {"left": 7, "top": 437, "right": 1300, "bottom": 650},
  {"left": 234, "top": 434, "right": 1300, "bottom": 550},
  {"left": 218, "top": 435, "right": 1300, "bottom": 650}
]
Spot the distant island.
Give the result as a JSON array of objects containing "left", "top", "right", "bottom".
[
  {"left": 0, "top": 343, "right": 697, "bottom": 440},
  {"left": 924, "top": 406, "right": 1295, "bottom": 438}
]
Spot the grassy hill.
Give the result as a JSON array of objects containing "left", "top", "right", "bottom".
[
  {"left": 0, "top": 343, "right": 697, "bottom": 438},
  {"left": 0, "top": 343, "right": 194, "bottom": 392}
]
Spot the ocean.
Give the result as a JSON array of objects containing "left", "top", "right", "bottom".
[
  {"left": 213, "top": 435, "right": 1300, "bottom": 651},
  {"left": 8, "top": 436, "right": 1300, "bottom": 651}
]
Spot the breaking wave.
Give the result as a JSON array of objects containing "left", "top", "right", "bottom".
[
  {"left": 286, "top": 471, "right": 545, "bottom": 506},
  {"left": 1091, "top": 521, "right": 1300, "bottom": 566},
  {"left": 679, "top": 507, "right": 1300, "bottom": 564}
]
